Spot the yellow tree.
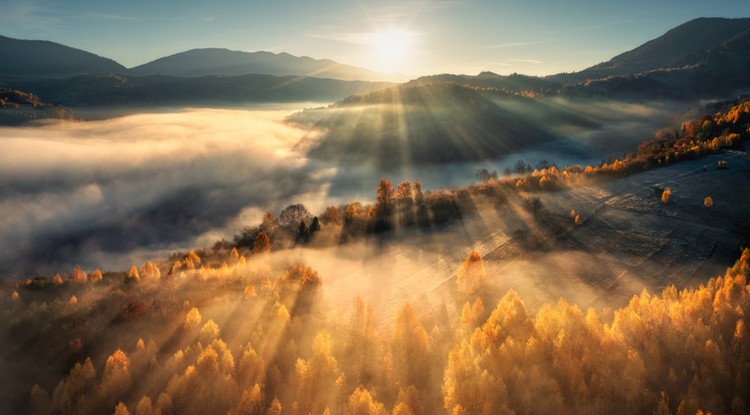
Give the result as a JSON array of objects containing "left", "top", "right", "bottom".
[
  {"left": 457, "top": 251, "right": 486, "bottom": 295},
  {"left": 345, "top": 388, "right": 386, "bottom": 415},
  {"left": 375, "top": 179, "right": 395, "bottom": 216},
  {"left": 323, "top": 206, "right": 341, "bottom": 225},
  {"left": 253, "top": 231, "right": 271, "bottom": 254},
  {"left": 392, "top": 304, "right": 431, "bottom": 390},
  {"left": 661, "top": 188, "right": 671, "bottom": 204},
  {"left": 127, "top": 266, "right": 140, "bottom": 283}
]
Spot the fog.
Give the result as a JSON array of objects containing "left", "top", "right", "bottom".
[
  {"left": 0, "top": 109, "right": 333, "bottom": 276},
  {"left": 0, "top": 99, "right": 691, "bottom": 277}
]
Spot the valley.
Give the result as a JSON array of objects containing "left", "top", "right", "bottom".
[{"left": 1, "top": 10, "right": 750, "bottom": 415}]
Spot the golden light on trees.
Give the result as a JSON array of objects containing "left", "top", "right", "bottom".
[
  {"left": 188, "top": 250, "right": 201, "bottom": 265},
  {"left": 375, "top": 178, "right": 395, "bottom": 216},
  {"left": 72, "top": 265, "right": 87, "bottom": 283},
  {"left": 661, "top": 188, "right": 671, "bottom": 204},
  {"left": 127, "top": 265, "right": 140, "bottom": 282},
  {"left": 323, "top": 206, "right": 341, "bottom": 225},
  {"left": 90, "top": 268, "right": 103, "bottom": 283},
  {"left": 704, "top": 196, "right": 713, "bottom": 207},
  {"left": 140, "top": 261, "right": 160, "bottom": 280},
  {"left": 457, "top": 251, "right": 486, "bottom": 295},
  {"left": 253, "top": 231, "right": 271, "bottom": 254},
  {"left": 184, "top": 307, "right": 202, "bottom": 329}
]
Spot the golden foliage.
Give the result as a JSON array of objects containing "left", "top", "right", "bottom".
[
  {"left": 253, "top": 231, "right": 271, "bottom": 254},
  {"left": 114, "top": 402, "right": 131, "bottom": 415},
  {"left": 229, "top": 247, "right": 240, "bottom": 264},
  {"left": 72, "top": 265, "right": 87, "bottom": 283},
  {"left": 661, "top": 188, "right": 671, "bottom": 204},
  {"left": 323, "top": 206, "right": 341, "bottom": 225},
  {"left": 127, "top": 265, "right": 140, "bottom": 282},
  {"left": 140, "top": 262, "right": 160, "bottom": 280},
  {"left": 90, "top": 268, "right": 103, "bottom": 283},
  {"left": 188, "top": 250, "right": 201, "bottom": 265},
  {"left": 12, "top": 243, "right": 750, "bottom": 415},
  {"left": 345, "top": 388, "right": 387, "bottom": 415},
  {"left": 457, "top": 251, "right": 485, "bottom": 295},
  {"left": 704, "top": 196, "right": 713, "bottom": 207},
  {"left": 184, "top": 307, "right": 202, "bottom": 329}
]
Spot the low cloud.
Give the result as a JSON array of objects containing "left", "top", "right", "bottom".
[
  {"left": 0, "top": 109, "right": 336, "bottom": 277},
  {"left": 0, "top": 99, "right": 686, "bottom": 278}
]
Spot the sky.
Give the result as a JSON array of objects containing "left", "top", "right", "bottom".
[{"left": 1, "top": 0, "right": 749, "bottom": 77}]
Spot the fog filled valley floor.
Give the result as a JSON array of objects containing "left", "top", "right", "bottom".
[{"left": 1, "top": 101, "right": 750, "bottom": 415}]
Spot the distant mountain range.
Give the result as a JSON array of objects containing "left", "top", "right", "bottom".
[
  {"left": 0, "top": 35, "right": 394, "bottom": 82},
  {"left": 579, "top": 17, "right": 750, "bottom": 78},
  {"left": 129, "top": 48, "right": 397, "bottom": 82},
  {"left": 412, "top": 17, "right": 750, "bottom": 100},
  {"left": 1, "top": 16, "right": 750, "bottom": 112},
  {"left": 0, "top": 35, "right": 398, "bottom": 109}
]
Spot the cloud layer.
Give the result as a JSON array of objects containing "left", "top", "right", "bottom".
[{"left": 0, "top": 109, "right": 335, "bottom": 276}]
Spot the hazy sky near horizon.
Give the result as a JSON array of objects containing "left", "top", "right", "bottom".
[{"left": 1, "top": 0, "right": 749, "bottom": 77}]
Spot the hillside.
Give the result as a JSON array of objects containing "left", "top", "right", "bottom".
[
  {"left": 0, "top": 35, "right": 125, "bottom": 78},
  {"left": 0, "top": 87, "right": 73, "bottom": 125},
  {"left": 6, "top": 73, "right": 395, "bottom": 107},
  {"left": 581, "top": 17, "right": 750, "bottom": 77},
  {"left": 289, "top": 83, "right": 595, "bottom": 168},
  {"left": 130, "top": 48, "right": 396, "bottom": 82},
  {"left": 404, "top": 18, "right": 750, "bottom": 101}
]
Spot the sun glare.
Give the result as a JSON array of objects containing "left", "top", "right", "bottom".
[{"left": 368, "top": 29, "right": 416, "bottom": 73}]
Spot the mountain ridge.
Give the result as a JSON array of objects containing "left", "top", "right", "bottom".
[
  {"left": 579, "top": 17, "right": 750, "bottom": 77},
  {"left": 0, "top": 35, "right": 126, "bottom": 78},
  {"left": 129, "top": 47, "right": 400, "bottom": 82}
]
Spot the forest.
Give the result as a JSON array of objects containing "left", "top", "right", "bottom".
[{"left": 2, "top": 243, "right": 748, "bottom": 415}]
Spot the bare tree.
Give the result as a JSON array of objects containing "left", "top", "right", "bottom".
[{"left": 279, "top": 204, "right": 312, "bottom": 228}]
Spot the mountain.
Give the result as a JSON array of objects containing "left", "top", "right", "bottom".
[
  {"left": 289, "top": 83, "right": 593, "bottom": 168},
  {"left": 0, "top": 35, "right": 125, "bottom": 78},
  {"left": 7, "top": 73, "right": 395, "bottom": 107},
  {"left": 579, "top": 17, "right": 750, "bottom": 78},
  {"left": 395, "top": 18, "right": 750, "bottom": 101},
  {"left": 130, "top": 48, "right": 398, "bottom": 82}
]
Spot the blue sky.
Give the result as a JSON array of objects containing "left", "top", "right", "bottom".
[{"left": 1, "top": 0, "right": 749, "bottom": 77}]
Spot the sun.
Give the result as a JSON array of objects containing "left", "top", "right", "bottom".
[{"left": 367, "top": 29, "right": 417, "bottom": 73}]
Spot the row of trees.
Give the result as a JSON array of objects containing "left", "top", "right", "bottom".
[{"left": 228, "top": 177, "right": 487, "bottom": 254}]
